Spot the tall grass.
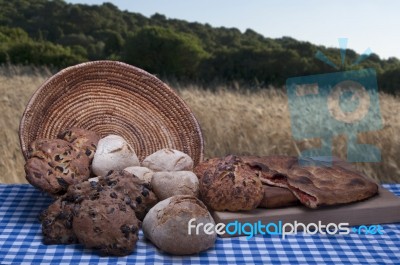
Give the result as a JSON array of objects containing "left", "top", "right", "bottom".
[
  {"left": 178, "top": 87, "right": 400, "bottom": 183},
  {"left": 1, "top": 66, "right": 399, "bottom": 183}
]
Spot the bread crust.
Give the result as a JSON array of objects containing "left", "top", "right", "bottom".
[
  {"left": 98, "top": 170, "right": 158, "bottom": 220},
  {"left": 142, "top": 195, "right": 216, "bottom": 255},
  {"left": 25, "top": 139, "right": 90, "bottom": 196},
  {"left": 72, "top": 189, "right": 140, "bottom": 256},
  {"left": 193, "top": 157, "right": 221, "bottom": 180},
  {"left": 58, "top": 127, "right": 100, "bottom": 161},
  {"left": 243, "top": 156, "right": 378, "bottom": 208},
  {"left": 199, "top": 155, "right": 264, "bottom": 211},
  {"left": 142, "top": 148, "right": 194, "bottom": 172}
]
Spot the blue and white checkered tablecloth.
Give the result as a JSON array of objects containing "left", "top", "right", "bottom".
[{"left": 1, "top": 184, "right": 399, "bottom": 265}]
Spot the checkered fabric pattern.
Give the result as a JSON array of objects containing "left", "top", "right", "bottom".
[{"left": 1, "top": 184, "right": 399, "bottom": 265}]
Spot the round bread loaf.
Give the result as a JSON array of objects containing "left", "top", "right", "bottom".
[
  {"left": 72, "top": 189, "right": 140, "bottom": 256},
  {"left": 92, "top": 135, "right": 140, "bottom": 177},
  {"left": 151, "top": 171, "right": 199, "bottom": 200},
  {"left": 25, "top": 139, "right": 91, "bottom": 196},
  {"left": 142, "top": 195, "right": 216, "bottom": 255},
  {"left": 199, "top": 155, "right": 264, "bottom": 211},
  {"left": 142, "top": 148, "right": 193, "bottom": 172}
]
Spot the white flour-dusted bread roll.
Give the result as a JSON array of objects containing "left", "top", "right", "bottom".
[
  {"left": 151, "top": 171, "right": 199, "bottom": 200},
  {"left": 92, "top": 135, "right": 140, "bottom": 177},
  {"left": 142, "top": 195, "right": 216, "bottom": 255},
  {"left": 142, "top": 148, "right": 193, "bottom": 172},
  {"left": 123, "top": 166, "right": 154, "bottom": 184}
]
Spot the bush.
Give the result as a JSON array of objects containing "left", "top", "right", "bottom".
[{"left": 4, "top": 41, "right": 85, "bottom": 67}]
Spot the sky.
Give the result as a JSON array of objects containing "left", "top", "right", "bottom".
[{"left": 66, "top": 0, "right": 400, "bottom": 59}]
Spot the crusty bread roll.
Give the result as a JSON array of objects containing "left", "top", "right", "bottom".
[
  {"left": 72, "top": 188, "right": 140, "bottom": 256},
  {"left": 199, "top": 155, "right": 264, "bottom": 211},
  {"left": 142, "top": 195, "right": 216, "bottom": 255},
  {"left": 142, "top": 148, "right": 193, "bottom": 172},
  {"left": 151, "top": 171, "right": 199, "bottom": 200},
  {"left": 25, "top": 139, "right": 91, "bottom": 196},
  {"left": 92, "top": 135, "right": 140, "bottom": 177}
]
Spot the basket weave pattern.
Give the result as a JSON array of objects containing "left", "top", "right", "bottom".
[{"left": 19, "top": 61, "right": 204, "bottom": 165}]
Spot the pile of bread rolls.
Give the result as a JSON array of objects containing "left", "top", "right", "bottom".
[
  {"left": 26, "top": 127, "right": 287, "bottom": 257},
  {"left": 24, "top": 128, "right": 217, "bottom": 256}
]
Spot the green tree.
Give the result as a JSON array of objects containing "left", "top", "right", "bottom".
[
  {"left": 379, "top": 68, "right": 400, "bottom": 94},
  {"left": 124, "top": 26, "right": 209, "bottom": 78},
  {"left": 93, "top": 29, "right": 124, "bottom": 55}
]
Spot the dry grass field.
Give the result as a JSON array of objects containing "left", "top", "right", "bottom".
[{"left": 1, "top": 66, "right": 399, "bottom": 184}]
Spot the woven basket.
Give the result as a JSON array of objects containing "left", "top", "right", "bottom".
[{"left": 19, "top": 61, "right": 204, "bottom": 165}]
